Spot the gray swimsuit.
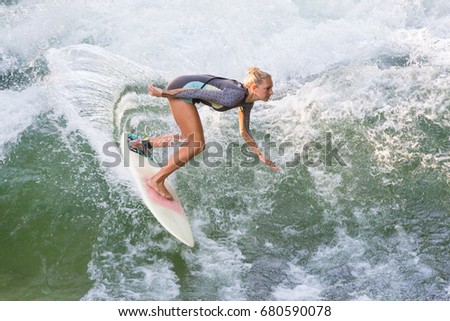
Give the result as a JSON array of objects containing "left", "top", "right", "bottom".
[
  {"left": 166, "top": 75, "right": 253, "bottom": 111},
  {"left": 165, "top": 75, "right": 254, "bottom": 136}
]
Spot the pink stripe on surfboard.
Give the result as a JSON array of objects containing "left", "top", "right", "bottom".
[{"left": 144, "top": 179, "right": 185, "bottom": 215}]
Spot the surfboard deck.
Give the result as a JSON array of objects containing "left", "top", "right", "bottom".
[{"left": 120, "top": 132, "right": 194, "bottom": 247}]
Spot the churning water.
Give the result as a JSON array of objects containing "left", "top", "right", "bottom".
[{"left": 1, "top": 0, "right": 449, "bottom": 300}]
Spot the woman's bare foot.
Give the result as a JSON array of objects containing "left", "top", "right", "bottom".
[
  {"left": 147, "top": 177, "right": 173, "bottom": 200},
  {"left": 148, "top": 84, "right": 163, "bottom": 97}
]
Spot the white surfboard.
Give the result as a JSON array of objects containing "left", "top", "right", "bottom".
[{"left": 120, "top": 132, "right": 194, "bottom": 247}]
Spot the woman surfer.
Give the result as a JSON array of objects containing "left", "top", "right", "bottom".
[{"left": 134, "top": 67, "right": 280, "bottom": 199}]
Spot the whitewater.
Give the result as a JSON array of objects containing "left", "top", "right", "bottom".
[{"left": 1, "top": 0, "right": 449, "bottom": 300}]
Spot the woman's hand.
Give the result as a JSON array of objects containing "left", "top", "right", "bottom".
[{"left": 148, "top": 84, "right": 163, "bottom": 97}]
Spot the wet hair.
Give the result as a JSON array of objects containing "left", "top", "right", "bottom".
[{"left": 243, "top": 67, "right": 272, "bottom": 88}]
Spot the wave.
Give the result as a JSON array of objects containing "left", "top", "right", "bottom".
[{"left": 1, "top": 0, "right": 449, "bottom": 300}]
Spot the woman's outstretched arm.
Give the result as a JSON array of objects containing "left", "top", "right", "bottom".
[{"left": 238, "top": 107, "right": 280, "bottom": 172}]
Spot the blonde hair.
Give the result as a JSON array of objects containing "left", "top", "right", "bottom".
[{"left": 243, "top": 67, "right": 272, "bottom": 88}]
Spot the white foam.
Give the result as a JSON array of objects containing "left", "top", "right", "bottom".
[
  {"left": 307, "top": 227, "right": 439, "bottom": 300},
  {"left": 83, "top": 222, "right": 181, "bottom": 301},
  {"left": 182, "top": 218, "right": 252, "bottom": 300},
  {"left": 43, "top": 45, "right": 161, "bottom": 181},
  {"left": 83, "top": 256, "right": 180, "bottom": 300},
  {"left": 0, "top": 86, "right": 46, "bottom": 160},
  {"left": 272, "top": 263, "right": 323, "bottom": 300}
]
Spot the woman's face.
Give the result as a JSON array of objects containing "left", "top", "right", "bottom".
[{"left": 254, "top": 78, "right": 273, "bottom": 101}]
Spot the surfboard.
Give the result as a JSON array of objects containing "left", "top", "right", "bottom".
[{"left": 120, "top": 132, "right": 194, "bottom": 247}]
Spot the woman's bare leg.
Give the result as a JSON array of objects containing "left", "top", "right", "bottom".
[
  {"left": 150, "top": 133, "right": 183, "bottom": 148},
  {"left": 147, "top": 98, "right": 205, "bottom": 199},
  {"left": 130, "top": 133, "right": 182, "bottom": 152}
]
